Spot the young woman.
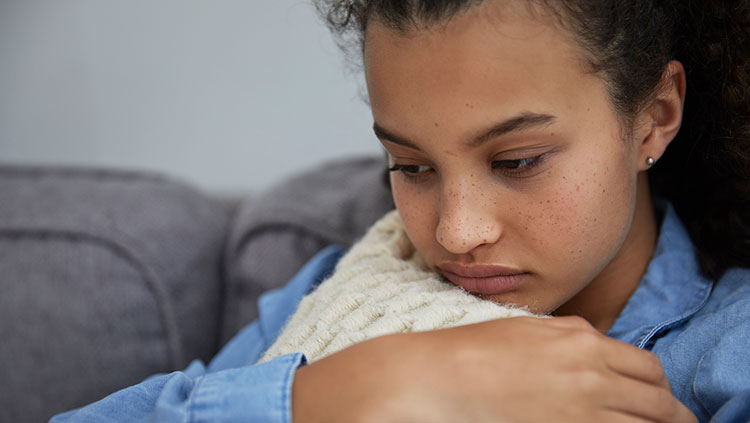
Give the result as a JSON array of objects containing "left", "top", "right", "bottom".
[{"left": 54, "top": 0, "right": 748, "bottom": 422}]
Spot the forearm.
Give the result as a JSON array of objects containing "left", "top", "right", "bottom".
[{"left": 291, "top": 336, "right": 391, "bottom": 423}]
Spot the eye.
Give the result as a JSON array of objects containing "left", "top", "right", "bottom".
[
  {"left": 388, "top": 163, "right": 433, "bottom": 183},
  {"left": 491, "top": 155, "right": 544, "bottom": 177}
]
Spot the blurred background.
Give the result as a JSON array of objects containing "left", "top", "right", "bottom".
[{"left": 0, "top": 0, "right": 381, "bottom": 193}]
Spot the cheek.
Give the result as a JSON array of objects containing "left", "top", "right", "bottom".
[
  {"left": 527, "top": 158, "right": 636, "bottom": 272},
  {"left": 391, "top": 179, "right": 439, "bottom": 252}
]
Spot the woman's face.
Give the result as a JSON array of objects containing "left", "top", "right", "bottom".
[{"left": 364, "top": 2, "right": 652, "bottom": 317}]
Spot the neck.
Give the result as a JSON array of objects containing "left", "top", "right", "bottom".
[{"left": 554, "top": 173, "right": 658, "bottom": 333}]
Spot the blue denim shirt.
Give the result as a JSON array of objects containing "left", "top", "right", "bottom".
[{"left": 52, "top": 206, "right": 750, "bottom": 423}]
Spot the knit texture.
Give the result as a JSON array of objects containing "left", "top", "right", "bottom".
[{"left": 259, "top": 210, "right": 539, "bottom": 364}]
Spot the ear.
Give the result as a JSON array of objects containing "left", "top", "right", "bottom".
[{"left": 634, "top": 60, "right": 686, "bottom": 171}]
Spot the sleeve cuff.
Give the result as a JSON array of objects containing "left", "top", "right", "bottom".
[{"left": 188, "top": 353, "right": 307, "bottom": 423}]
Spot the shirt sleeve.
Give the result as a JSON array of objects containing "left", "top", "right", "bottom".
[
  {"left": 50, "top": 246, "right": 345, "bottom": 423},
  {"left": 50, "top": 350, "right": 307, "bottom": 423}
]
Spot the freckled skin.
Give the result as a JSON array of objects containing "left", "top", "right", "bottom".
[{"left": 365, "top": 2, "right": 662, "bottom": 331}]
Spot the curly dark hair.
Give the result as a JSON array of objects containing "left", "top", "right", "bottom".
[{"left": 314, "top": 0, "right": 750, "bottom": 280}]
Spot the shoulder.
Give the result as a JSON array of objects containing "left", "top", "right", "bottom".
[
  {"left": 687, "top": 267, "right": 750, "bottom": 344},
  {"left": 655, "top": 266, "right": 750, "bottom": 420},
  {"left": 654, "top": 266, "right": 750, "bottom": 357},
  {"left": 703, "top": 267, "right": 750, "bottom": 311}
]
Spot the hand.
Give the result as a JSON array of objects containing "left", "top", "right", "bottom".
[{"left": 292, "top": 316, "right": 697, "bottom": 423}]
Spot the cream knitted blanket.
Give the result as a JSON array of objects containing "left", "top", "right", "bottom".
[{"left": 258, "top": 210, "right": 539, "bottom": 364}]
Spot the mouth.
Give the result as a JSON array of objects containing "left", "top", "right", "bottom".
[{"left": 438, "top": 263, "right": 529, "bottom": 295}]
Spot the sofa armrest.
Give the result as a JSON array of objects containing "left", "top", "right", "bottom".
[{"left": 0, "top": 165, "right": 229, "bottom": 422}]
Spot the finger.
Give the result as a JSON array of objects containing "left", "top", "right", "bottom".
[
  {"left": 598, "top": 338, "right": 671, "bottom": 390},
  {"left": 605, "top": 374, "right": 698, "bottom": 423},
  {"left": 540, "top": 316, "right": 670, "bottom": 390},
  {"left": 598, "top": 409, "right": 658, "bottom": 423},
  {"left": 543, "top": 315, "right": 597, "bottom": 331}
]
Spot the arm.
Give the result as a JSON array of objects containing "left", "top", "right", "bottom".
[
  {"left": 53, "top": 316, "right": 696, "bottom": 423},
  {"left": 293, "top": 316, "right": 697, "bottom": 423}
]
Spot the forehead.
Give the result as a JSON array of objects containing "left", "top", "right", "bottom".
[{"left": 363, "top": 2, "right": 604, "bottom": 139}]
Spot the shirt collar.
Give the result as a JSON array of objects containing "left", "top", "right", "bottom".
[{"left": 606, "top": 203, "right": 713, "bottom": 348}]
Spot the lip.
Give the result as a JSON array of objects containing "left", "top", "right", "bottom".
[{"left": 438, "top": 263, "right": 528, "bottom": 295}]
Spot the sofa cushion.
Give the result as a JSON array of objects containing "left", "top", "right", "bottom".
[
  {"left": 0, "top": 165, "right": 229, "bottom": 422},
  {"left": 223, "top": 155, "right": 395, "bottom": 342}
]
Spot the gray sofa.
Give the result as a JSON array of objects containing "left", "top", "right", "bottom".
[{"left": 0, "top": 156, "right": 394, "bottom": 422}]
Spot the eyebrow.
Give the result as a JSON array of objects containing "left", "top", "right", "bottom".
[{"left": 373, "top": 112, "right": 557, "bottom": 150}]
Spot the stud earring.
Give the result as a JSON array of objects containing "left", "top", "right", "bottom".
[{"left": 646, "top": 157, "right": 655, "bottom": 167}]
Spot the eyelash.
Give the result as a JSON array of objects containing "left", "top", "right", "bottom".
[
  {"left": 491, "top": 156, "right": 544, "bottom": 175},
  {"left": 388, "top": 155, "right": 545, "bottom": 183},
  {"left": 388, "top": 164, "right": 433, "bottom": 183}
]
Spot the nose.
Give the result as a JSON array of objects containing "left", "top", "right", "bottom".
[{"left": 435, "top": 184, "right": 502, "bottom": 255}]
